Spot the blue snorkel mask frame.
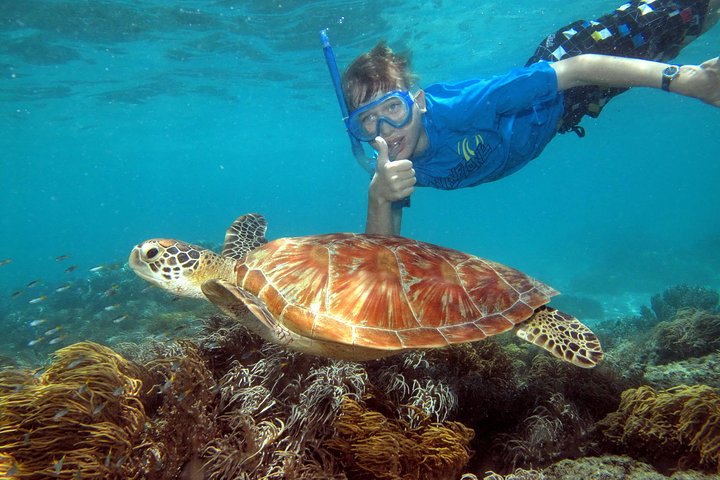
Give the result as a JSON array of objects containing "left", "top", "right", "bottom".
[{"left": 320, "top": 29, "right": 376, "bottom": 174}]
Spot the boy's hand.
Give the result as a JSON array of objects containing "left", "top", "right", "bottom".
[
  {"left": 675, "top": 57, "right": 720, "bottom": 107},
  {"left": 369, "top": 137, "right": 416, "bottom": 203}
]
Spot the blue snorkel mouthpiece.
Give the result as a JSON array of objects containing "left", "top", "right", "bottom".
[{"left": 320, "top": 29, "right": 375, "bottom": 174}]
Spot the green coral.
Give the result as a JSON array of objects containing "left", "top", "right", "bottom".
[{"left": 597, "top": 384, "right": 720, "bottom": 473}]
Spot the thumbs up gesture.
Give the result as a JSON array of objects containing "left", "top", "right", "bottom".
[{"left": 369, "top": 136, "right": 416, "bottom": 203}]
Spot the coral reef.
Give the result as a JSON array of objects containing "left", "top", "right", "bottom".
[
  {"left": 650, "top": 285, "right": 719, "bottom": 323},
  {"left": 0, "top": 342, "right": 153, "bottom": 479},
  {"left": 597, "top": 384, "right": 720, "bottom": 473},
  {"left": 480, "top": 455, "right": 720, "bottom": 479},
  {"left": 654, "top": 309, "right": 720, "bottom": 364},
  {"left": 644, "top": 353, "right": 720, "bottom": 390},
  {"left": 5, "top": 279, "right": 720, "bottom": 478}
]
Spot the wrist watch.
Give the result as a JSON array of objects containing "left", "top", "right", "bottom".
[{"left": 661, "top": 65, "right": 681, "bottom": 92}]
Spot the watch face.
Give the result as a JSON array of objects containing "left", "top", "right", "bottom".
[{"left": 663, "top": 65, "right": 680, "bottom": 78}]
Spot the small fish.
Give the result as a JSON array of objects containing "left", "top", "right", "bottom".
[
  {"left": 112, "top": 314, "right": 128, "bottom": 324},
  {"left": 27, "top": 337, "right": 44, "bottom": 347},
  {"left": 23, "top": 432, "right": 31, "bottom": 445},
  {"left": 175, "top": 388, "right": 193, "bottom": 402},
  {"left": 159, "top": 377, "right": 174, "bottom": 394},
  {"left": 76, "top": 384, "right": 89, "bottom": 395},
  {"left": 112, "top": 386, "right": 124, "bottom": 396},
  {"left": 89, "top": 265, "right": 105, "bottom": 272},
  {"left": 54, "top": 456, "right": 65, "bottom": 475},
  {"left": 92, "top": 402, "right": 106, "bottom": 416},
  {"left": 0, "top": 258, "right": 12, "bottom": 267},
  {"left": 6, "top": 462, "right": 19, "bottom": 476},
  {"left": 55, "top": 255, "right": 70, "bottom": 261},
  {"left": 67, "top": 356, "right": 86, "bottom": 369},
  {"left": 26, "top": 279, "right": 41, "bottom": 288},
  {"left": 29, "top": 319, "right": 47, "bottom": 327},
  {"left": 64, "top": 265, "right": 78, "bottom": 273},
  {"left": 103, "top": 285, "right": 119, "bottom": 297},
  {"left": 48, "top": 336, "right": 66, "bottom": 345},
  {"left": 29, "top": 295, "right": 47, "bottom": 304},
  {"left": 55, "top": 283, "right": 72, "bottom": 293},
  {"left": 53, "top": 408, "right": 70, "bottom": 420},
  {"left": 44, "top": 326, "right": 62, "bottom": 336},
  {"left": 11, "top": 290, "right": 23, "bottom": 298},
  {"left": 104, "top": 304, "right": 120, "bottom": 311}
]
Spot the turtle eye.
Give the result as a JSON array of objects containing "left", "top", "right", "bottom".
[{"left": 145, "top": 247, "right": 159, "bottom": 260}]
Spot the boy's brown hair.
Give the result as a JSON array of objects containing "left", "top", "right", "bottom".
[{"left": 342, "top": 42, "right": 418, "bottom": 112}]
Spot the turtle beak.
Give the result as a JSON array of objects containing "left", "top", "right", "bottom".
[{"left": 128, "top": 246, "right": 155, "bottom": 283}]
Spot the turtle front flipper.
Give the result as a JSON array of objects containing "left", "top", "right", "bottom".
[
  {"left": 201, "top": 279, "right": 292, "bottom": 346},
  {"left": 515, "top": 306, "right": 603, "bottom": 368}
]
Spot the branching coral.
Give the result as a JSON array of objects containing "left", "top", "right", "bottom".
[
  {"left": 491, "top": 393, "right": 590, "bottom": 471},
  {"left": 0, "top": 342, "right": 152, "bottom": 479},
  {"left": 597, "top": 384, "right": 720, "bottom": 473},
  {"left": 201, "top": 344, "right": 356, "bottom": 479},
  {"left": 326, "top": 397, "right": 474, "bottom": 480}
]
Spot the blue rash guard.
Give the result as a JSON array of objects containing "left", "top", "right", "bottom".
[{"left": 411, "top": 61, "right": 564, "bottom": 190}]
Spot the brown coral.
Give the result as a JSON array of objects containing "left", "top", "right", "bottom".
[
  {"left": 598, "top": 384, "right": 720, "bottom": 473},
  {"left": 126, "top": 340, "right": 221, "bottom": 479},
  {"left": 326, "top": 397, "right": 474, "bottom": 480},
  {"left": 0, "top": 342, "right": 152, "bottom": 479}
]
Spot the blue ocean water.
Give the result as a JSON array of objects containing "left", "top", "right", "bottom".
[{"left": 1, "top": 0, "right": 719, "bottom": 356}]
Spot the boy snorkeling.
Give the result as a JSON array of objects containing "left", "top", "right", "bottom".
[{"left": 339, "top": 0, "right": 720, "bottom": 235}]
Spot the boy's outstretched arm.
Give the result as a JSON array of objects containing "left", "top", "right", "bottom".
[
  {"left": 551, "top": 54, "right": 720, "bottom": 107},
  {"left": 365, "top": 137, "right": 415, "bottom": 235}
]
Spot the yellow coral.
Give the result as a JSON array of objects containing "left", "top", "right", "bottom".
[
  {"left": 326, "top": 397, "right": 474, "bottom": 480},
  {"left": 598, "top": 384, "right": 720, "bottom": 472},
  {"left": 0, "top": 342, "right": 152, "bottom": 479}
]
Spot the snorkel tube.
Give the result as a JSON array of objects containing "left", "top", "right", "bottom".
[{"left": 320, "top": 29, "right": 375, "bottom": 174}]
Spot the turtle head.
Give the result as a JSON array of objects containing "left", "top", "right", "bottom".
[{"left": 129, "top": 239, "right": 235, "bottom": 299}]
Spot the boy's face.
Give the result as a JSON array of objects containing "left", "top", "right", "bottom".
[{"left": 356, "top": 89, "right": 427, "bottom": 161}]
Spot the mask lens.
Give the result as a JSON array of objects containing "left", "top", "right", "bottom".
[{"left": 346, "top": 91, "right": 413, "bottom": 142}]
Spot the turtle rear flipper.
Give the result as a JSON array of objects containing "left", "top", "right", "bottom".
[{"left": 515, "top": 306, "right": 603, "bottom": 368}]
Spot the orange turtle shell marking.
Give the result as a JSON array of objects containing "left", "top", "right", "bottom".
[{"left": 235, "top": 233, "right": 558, "bottom": 350}]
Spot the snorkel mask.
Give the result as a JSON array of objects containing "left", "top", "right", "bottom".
[{"left": 345, "top": 90, "right": 415, "bottom": 142}]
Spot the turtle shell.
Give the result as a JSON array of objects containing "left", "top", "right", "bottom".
[{"left": 232, "top": 234, "right": 557, "bottom": 350}]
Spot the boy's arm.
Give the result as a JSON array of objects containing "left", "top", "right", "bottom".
[
  {"left": 366, "top": 196, "right": 402, "bottom": 235},
  {"left": 365, "top": 137, "right": 415, "bottom": 235},
  {"left": 551, "top": 54, "right": 720, "bottom": 107}
]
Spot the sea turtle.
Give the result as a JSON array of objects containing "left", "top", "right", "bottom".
[{"left": 128, "top": 214, "right": 603, "bottom": 367}]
